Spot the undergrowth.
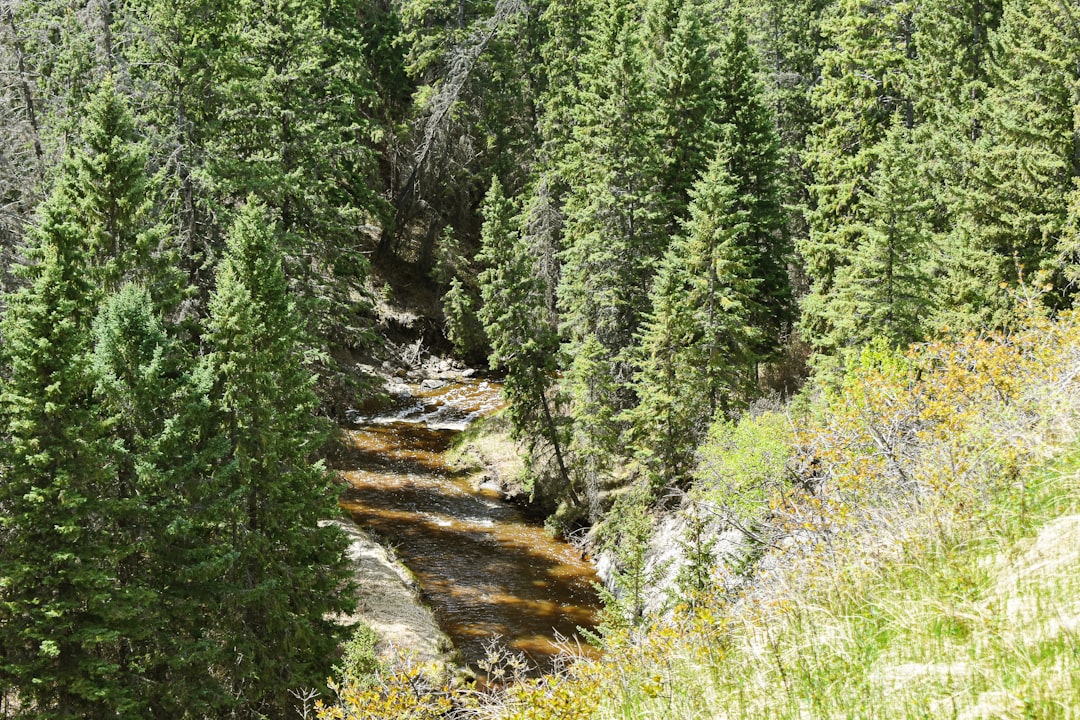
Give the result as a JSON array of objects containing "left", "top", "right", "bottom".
[{"left": 315, "top": 304, "right": 1080, "bottom": 719}]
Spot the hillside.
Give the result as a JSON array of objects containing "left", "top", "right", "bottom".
[{"left": 316, "top": 305, "right": 1080, "bottom": 718}]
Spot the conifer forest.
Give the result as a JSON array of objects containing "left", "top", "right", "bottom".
[{"left": 2, "top": 0, "right": 1080, "bottom": 717}]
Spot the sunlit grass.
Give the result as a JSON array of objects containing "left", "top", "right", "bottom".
[
  {"left": 317, "top": 310, "right": 1080, "bottom": 720},
  {"left": 569, "top": 454, "right": 1080, "bottom": 720}
]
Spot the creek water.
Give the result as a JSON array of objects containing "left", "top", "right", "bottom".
[{"left": 337, "top": 378, "right": 601, "bottom": 674}]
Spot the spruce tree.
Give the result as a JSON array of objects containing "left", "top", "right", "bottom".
[
  {"left": 944, "top": 0, "right": 1080, "bottom": 327},
  {"left": 799, "top": 0, "right": 914, "bottom": 355},
  {"left": 476, "top": 178, "right": 574, "bottom": 500},
  {"left": 88, "top": 283, "right": 232, "bottom": 718},
  {"left": 126, "top": 0, "right": 236, "bottom": 266},
  {"left": 628, "top": 146, "right": 759, "bottom": 488},
  {"left": 0, "top": 78, "right": 180, "bottom": 718},
  {"left": 68, "top": 79, "right": 166, "bottom": 296},
  {"left": 738, "top": 0, "right": 828, "bottom": 178},
  {"left": 828, "top": 122, "right": 935, "bottom": 349},
  {"left": 1062, "top": 182, "right": 1080, "bottom": 285},
  {"left": 908, "top": 0, "right": 1003, "bottom": 333},
  {"left": 725, "top": 0, "right": 829, "bottom": 304},
  {"left": 713, "top": 23, "right": 791, "bottom": 362},
  {"left": 558, "top": 0, "right": 662, "bottom": 484},
  {"left": 649, "top": 0, "right": 720, "bottom": 238},
  {"left": 210, "top": 0, "right": 381, "bottom": 356},
  {"left": 203, "top": 200, "right": 352, "bottom": 718},
  {"left": 0, "top": 184, "right": 129, "bottom": 718}
]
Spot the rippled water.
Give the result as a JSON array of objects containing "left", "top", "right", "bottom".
[{"left": 338, "top": 378, "right": 600, "bottom": 673}]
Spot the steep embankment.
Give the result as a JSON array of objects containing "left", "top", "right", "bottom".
[
  {"left": 325, "top": 520, "right": 454, "bottom": 670},
  {"left": 508, "top": 308, "right": 1080, "bottom": 720},
  {"left": 316, "top": 305, "right": 1080, "bottom": 719}
]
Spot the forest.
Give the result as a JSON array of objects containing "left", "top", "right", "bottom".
[{"left": 1, "top": 0, "right": 1078, "bottom": 717}]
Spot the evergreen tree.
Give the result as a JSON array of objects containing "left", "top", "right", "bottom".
[
  {"left": 908, "top": 0, "right": 1003, "bottom": 332},
  {"left": 911, "top": 0, "right": 1001, "bottom": 134},
  {"left": 535, "top": 0, "right": 593, "bottom": 167},
  {"left": 443, "top": 276, "right": 488, "bottom": 360},
  {"left": 627, "top": 249, "right": 709, "bottom": 488},
  {"left": 0, "top": 77, "right": 181, "bottom": 717},
  {"left": 211, "top": 0, "right": 381, "bottom": 352},
  {"left": 799, "top": 0, "right": 915, "bottom": 355},
  {"left": 713, "top": 23, "right": 791, "bottom": 361},
  {"left": 649, "top": 0, "right": 720, "bottom": 238},
  {"left": 944, "top": 0, "right": 1080, "bottom": 327},
  {"left": 521, "top": 0, "right": 594, "bottom": 276},
  {"left": 594, "top": 486, "right": 662, "bottom": 631},
  {"left": 126, "top": 0, "right": 237, "bottom": 269},
  {"left": 0, "top": 184, "right": 129, "bottom": 718},
  {"left": 828, "top": 122, "right": 935, "bottom": 349},
  {"left": 476, "top": 178, "right": 574, "bottom": 501},
  {"left": 389, "top": 0, "right": 537, "bottom": 263},
  {"left": 203, "top": 200, "right": 352, "bottom": 718},
  {"left": 5, "top": 0, "right": 102, "bottom": 151},
  {"left": 68, "top": 79, "right": 166, "bottom": 296},
  {"left": 628, "top": 147, "right": 759, "bottom": 488},
  {"left": 398, "top": 0, "right": 492, "bottom": 81},
  {"left": 558, "top": 0, "right": 662, "bottom": 482},
  {"left": 738, "top": 0, "right": 828, "bottom": 182},
  {"left": 88, "top": 283, "right": 232, "bottom": 718},
  {"left": 711, "top": 0, "right": 829, "bottom": 309},
  {"left": 1062, "top": 181, "right": 1080, "bottom": 286}
]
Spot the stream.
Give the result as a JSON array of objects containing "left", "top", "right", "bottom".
[{"left": 337, "top": 377, "right": 601, "bottom": 674}]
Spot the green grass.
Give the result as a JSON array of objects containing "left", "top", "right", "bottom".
[
  {"left": 318, "top": 317, "right": 1080, "bottom": 720},
  {"left": 583, "top": 450, "right": 1080, "bottom": 720}
]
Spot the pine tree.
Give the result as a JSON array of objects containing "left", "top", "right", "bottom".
[
  {"left": 0, "top": 184, "right": 130, "bottom": 718},
  {"left": 628, "top": 147, "right": 759, "bottom": 488},
  {"left": 828, "top": 122, "right": 936, "bottom": 349},
  {"left": 203, "top": 200, "right": 352, "bottom": 718}
]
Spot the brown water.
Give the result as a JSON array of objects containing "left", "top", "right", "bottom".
[{"left": 337, "top": 378, "right": 600, "bottom": 673}]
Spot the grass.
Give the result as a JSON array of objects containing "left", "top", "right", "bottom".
[
  {"left": 446, "top": 410, "right": 528, "bottom": 490},
  {"left": 563, "top": 453, "right": 1080, "bottom": 720},
  {"left": 506, "top": 312, "right": 1080, "bottom": 720},
  {"left": 316, "top": 308, "right": 1080, "bottom": 720}
]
